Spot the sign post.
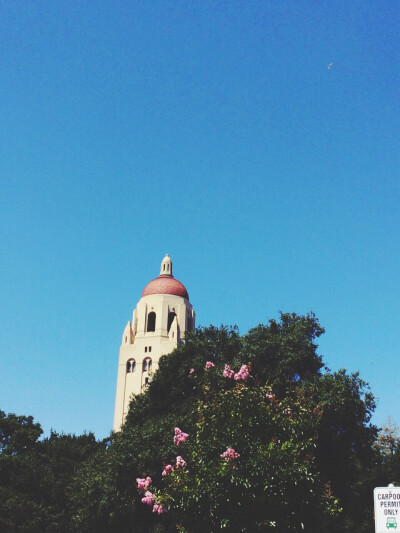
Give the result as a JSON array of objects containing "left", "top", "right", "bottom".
[{"left": 374, "top": 486, "right": 400, "bottom": 532}]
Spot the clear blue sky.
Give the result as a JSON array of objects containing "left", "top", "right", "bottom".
[{"left": 0, "top": 1, "right": 398, "bottom": 439}]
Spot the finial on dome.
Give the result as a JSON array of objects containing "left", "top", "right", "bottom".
[{"left": 160, "top": 254, "right": 173, "bottom": 277}]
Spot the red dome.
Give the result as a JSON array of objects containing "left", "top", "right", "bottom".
[{"left": 141, "top": 276, "right": 189, "bottom": 300}]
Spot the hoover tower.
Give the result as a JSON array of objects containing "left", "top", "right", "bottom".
[{"left": 113, "top": 255, "right": 195, "bottom": 431}]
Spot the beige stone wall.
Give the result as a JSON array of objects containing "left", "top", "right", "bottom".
[{"left": 113, "top": 293, "right": 195, "bottom": 431}]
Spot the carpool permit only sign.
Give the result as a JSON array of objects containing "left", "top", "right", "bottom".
[{"left": 374, "top": 486, "right": 400, "bottom": 532}]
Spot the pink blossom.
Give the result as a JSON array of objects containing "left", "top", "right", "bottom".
[
  {"left": 220, "top": 447, "right": 240, "bottom": 461},
  {"left": 174, "top": 427, "right": 189, "bottom": 446},
  {"left": 266, "top": 390, "right": 276, "bottom": 401},
  {"left": 223, "top": 364, "right": 235, "bottom": 379},
  {"left": 162, "top": 464, "right": 173, "bottom": 476},
  {"left": 152, "top": 503, "right": 166, "bottom": 514},
  {"left": 141, "top": 491, "right": 154, "bottom": 505},
  {"left": 175, "top": 455, "right": 186, "bottom": 468},
  {"left": 136, "top": 476, "right": 152, "bottom": 491},
  {"left": 205, "top": 361, "right": 215, "bottom": 369},
  {"left": 283, "top": 407, "right": 292, "bottom": 416},
  {"left": 234, "top": 365, "right": 249, "bottom": 381},
  {"left": 189, "top": 368, "right": 195, "bottom": 374}
]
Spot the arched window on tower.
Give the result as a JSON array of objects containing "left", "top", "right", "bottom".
[
  {"left": 147, "top": 312, "right": 156, "bottom": 332},
  {"left": 167, "top": 311, "right": 176, "bottom": 332},
  {"left": 143, "top": 357, "right": 152, "bottom": 372},
  {"left": 126, "top": 359, "right": 136, "bottom": 373}
]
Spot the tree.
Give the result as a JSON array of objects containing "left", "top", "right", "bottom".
[
  {"left": 71, "top": 314, "right": 377, "bottom": 532},
  {"left": 36, "top": 431, "right": 103, "bottom": 531},
  {"left": 0, "top": 410, "right": 43, "bottom": 456},
  {"left": 0, "top": 410, "right": 102, "bottom": 532},
  {"left": 375, "top": 417, "right": 400, "bottom": 488},
  {"left": 1, "top": 313, "right": 378, "bottom": 532},
  {"left": 137, "top": 365, "right": 341, "bottom": 531},
  {"left": 0, "top": 410, "right": 45, "bottom": 531},
  {"left": 241, "top": 312, "right": 325, "bottom": 391},
  {"left": 302, "top": 371, "right": 378, "bottom": 531},
  {"left": 377, "top": 417, "right": 400, "bottom": 458}
]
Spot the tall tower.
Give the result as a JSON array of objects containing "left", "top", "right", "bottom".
[{"left": 113, "top": 254, "right": 195, "bottom": 431}]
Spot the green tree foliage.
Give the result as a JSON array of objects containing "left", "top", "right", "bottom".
[
  {"left": 375, "top": 418, "right": 400, "bottom": 488},
  {"left": 144, "top": 371, "right": 341, "bottom": 531},
  {"left": 0, "top": 313, "right": 381, "bottom": 532},
  {"left": 241, "top": 312, "right": 325, "bottom": 390},
  {"left": 0, "top": 411, "right": 44, "bottom": 531},
  {"left": 0, "top": 410, "right": 42, "bottom": 455},
  {"left": 302, "top": 371, "right": 378, "bottom": 531},
  {"left": 127, "top": 325, "right": 242, "bottom": 420},
  {"left": 377, "top": 417, "right": 400, "bottom": 459},
  {"left": 0, "top": 410, "right": 102, "bottom": 532},
  {"left": 69, "top": 314, "right": 377, "bottom": 532}
]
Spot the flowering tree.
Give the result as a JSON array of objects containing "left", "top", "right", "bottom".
[
  {"left": 137, "top": 364, "right": 340, "bottom": 531},
  {"left": 68, "top": 318, "right": 378, "bottom": 532}
]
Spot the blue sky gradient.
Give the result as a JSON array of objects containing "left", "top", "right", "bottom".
[{"left": 0, "top": 1, "right": 399, "bottom": 438}]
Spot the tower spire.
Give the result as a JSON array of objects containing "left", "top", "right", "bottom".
[{"left": 160, "top": 254, "right": 173, "bottom": 277}]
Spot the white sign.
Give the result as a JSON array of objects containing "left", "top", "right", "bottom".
[{"left": 374, "top": 486, "right": 400, "bottom": 532}]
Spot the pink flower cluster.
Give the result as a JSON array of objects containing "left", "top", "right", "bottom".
[
  {"left": 153, "top": 503, "right": 165, "bottom": 514},
  {"left": 266, "top": 389, "right": 276, "bottom": 401},
  {"left": 161, "top": 455, "right": 186, "bottom": 476},
  {"left": 223, "top": 364, "right": 249, "bottom": 381},
  {"left": 136, "top": 477, "right": 152, "bottom": 491},
  {"left": 162, "top": 464, "right": 173, "bottom": 476},
  {"left": 189, "top": 368, "right": 195, "bottom": 374},
  {"left": 234, "top": 365, "right": 249, "bottom": 381},
  {"left": 175, "top": 455, "right": 186, "bottom": 468},
  {"left": 138, "top": 477, "right": 166, "bottom": 514},
  {"left": 283, "top": 407, "right": 292, "bottom": 416},
  {"left": 223, "top": 364, "right": 235, "bottom": 379},
  {"left": 141, "top": 491, "right": 154, "bottom": 505},
  {"left": 174, "top": 427, "right": 189, "bottom": 447},
  {"left": 205, "top": 361, "right": 215, "bottom": 369},
  {"left": 220, "top": 447, "right": 240, "bottom": 461}
]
